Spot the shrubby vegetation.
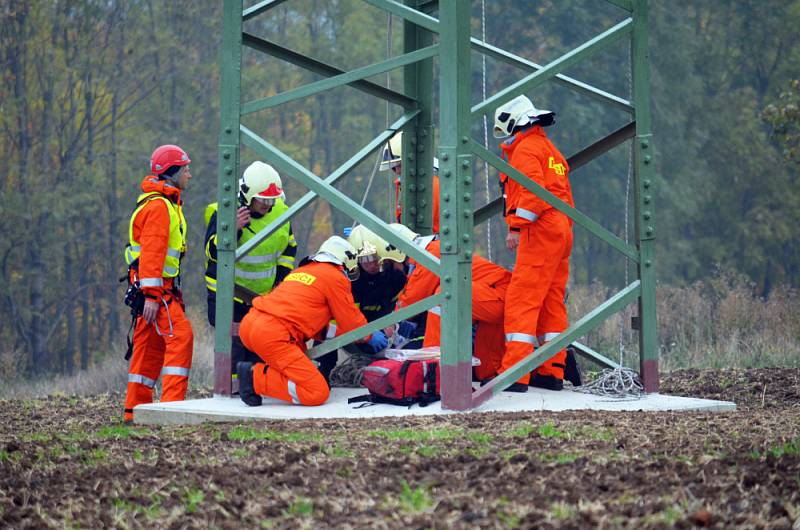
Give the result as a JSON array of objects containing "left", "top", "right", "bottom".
[{"left": 1, "top": 1, "right": 798, "bottom": 379}]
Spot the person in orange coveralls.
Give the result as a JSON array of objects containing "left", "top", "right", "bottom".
[
  {"left": 389, "top": 224, "right": 511, "bottom": 382},
  {"left": 494, "top": 95, "right": 574, "bottom": 392},
  {"left": 237, "top": 236, "right": 379, "bottom": 407},
  {"left": 380, "top": 132, "right": 440, "bottom": 233},
  {"left": 122, "top": 144, "right": 194, "bottom": 422}
]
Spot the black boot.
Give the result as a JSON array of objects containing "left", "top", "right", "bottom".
[
  {"left": 480, "top": 378, "right": 528, "bottom": 393},
  {"left": 564, "top": 347, "right": 582, "bottom": 387},
  {"left": 530, "top": 373, "right": 563, "bottom": 391},
  {"left": 237, "top": 362, "right": 263, "bottom": 407}
]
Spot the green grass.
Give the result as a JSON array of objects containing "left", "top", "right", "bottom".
[
  {"left": 184, "top": 488, "right": 205, "bottom": 514},
  {"left": 416, "top": 445, "right": 437, "bottom": 458},
  {"left": 550, "top": 501, "right": 577, "bottom": 520},
  {"left": 82, "top": 448, "right": 108, "bottom": 465},
  {"left": 96, "top": 425, "right": 152, "bottom": 439},
  {"left": 368, "top": 427, "right": 462, "bottom": 442},
  {"left": 398, "top": 480, "right": 433, "bottom": 513},
  {"left": 284, "top": 498, "right": 314, "bottom": 517},
  {"left": 227, "top": 426, "right": 322, "bottom": 443},
  {"left": 0, "top": 450, "right": 23, "bottom": 463},
  {"left": 22, "top": 432, "right": 49, "bottom": 443},
  {"left": 750, "top": 437, "right": 800, "bottom": 459},
  {"left": 112, "top": 495, "right": 165, "bottom": 520},
  {"left": 508, "top": 423, "right": 535, "bottom": 437},
  {"left": 537, "top": 422, "right": 568, "bottom": 439},
  {"left": 325, "top": 445, "right": 355, "bottom": 458},
  {"left": 540, "top": 453, "right": 580, "bottom": 464}
]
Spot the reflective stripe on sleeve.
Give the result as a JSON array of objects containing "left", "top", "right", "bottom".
[
  {"left": 238, "top": 251, "right": 281, "bottom": 264},
  {"left": 515, "top": 207, "right": 539, "bottom": 222},
  {"left": 128, "top": 373, "right": 157, "bottom": 388},
  {"left": 287, "top": 380, "right": 300, "bottom": 404},
  {"left": 539, "top": 332, "right": 561, "bottom": 343},
  {"left": 139, "top": 278, "right": 164, "bottom": 287},
  {"left": 235, "top": 267, "right": 276, "bottom": 280},
  {"left": 277, "top": 257, "right": 295, "bottom": 268},
  {"left": 325, "top": 324, "right": 337, "bottom": 340},
  {"left": 166, "top": 248, "right": 182, "bottom": 259},
  {"left": 505, "top": 333, "right": 539, "bottom": 346},
  {"left": 161, "top": 366, "right": 190, "bottom": 377},
  {"left": 163, "top": 266, "right": 179, "bottom": 276}
]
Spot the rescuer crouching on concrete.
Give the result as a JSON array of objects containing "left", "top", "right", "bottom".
[
  {"left": 236, "top": 236, "right": 373, "bottom": 407},
  {"left": 122, "top": 144, "right": 194, "bottom": 423},
  {"left": 204, "top": 161, "right": 297, "bottom": 374},
  {"left": 321, "top": 224, "right": 408, "bottom": 386}
]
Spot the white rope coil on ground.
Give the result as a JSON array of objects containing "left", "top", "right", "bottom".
[{"left": 576, "top": 367, "right": 644, "bottom": 397}]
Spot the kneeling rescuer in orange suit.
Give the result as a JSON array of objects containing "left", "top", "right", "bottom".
[
  {"left": 123, "top": 144, "right": 194, "bottom": 422},
  {"left": 237, "top": 236, "right": 379, "bottom": 407},
  {"left": 494, "top": 95, "right": 574, "bottom": 391}
]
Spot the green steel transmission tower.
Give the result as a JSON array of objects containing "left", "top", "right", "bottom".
[{"left": 215, "top": 0, "right": 658, "bottom": 409}]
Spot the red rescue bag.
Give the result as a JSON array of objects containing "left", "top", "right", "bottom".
[{"left": 348, "top": 358, "right": 441, "bottom": 407}]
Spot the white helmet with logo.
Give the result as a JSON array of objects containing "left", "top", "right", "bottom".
[
  {"left": 312, "top": 236, "right": 358, "bottom": 273},
  {"left": 347, "top": 225, "right": 380, "bottom": 262},
  {"left": 239, "top": 161, "right": 284, "bottom": 206},
  {"left": 493, "top": 95, "right": 554, "bottom": 138}
]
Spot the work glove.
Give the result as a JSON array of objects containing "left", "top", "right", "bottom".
[
  {"left": 364, "top": 330, "right": 389, "bottom": 354},
  {"left": 397, "top": 320, "right": 417, "bottom": 340}
]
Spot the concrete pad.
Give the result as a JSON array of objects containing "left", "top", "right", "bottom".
[{"left": 134, "top": 388, "right": 736, "bottom": 425}]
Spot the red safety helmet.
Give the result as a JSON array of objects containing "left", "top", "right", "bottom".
[{"left": 150, "top": 144, "right": 191, "bottom": 175}]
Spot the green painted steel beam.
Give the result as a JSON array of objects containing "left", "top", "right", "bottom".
[
  {"left": 471, "top": 18, "right": 633, "bottom": 118},
  {"left": 242, "top": 0, "right": 290, "bottom": 21},
  {"left": 571, "top": 341, "right": 621, "bottom": 370},
  {"left": 237, "top": 111, "right": 419, "bottom": 259},
  {"left": 215, "top": 0, "right": 244, "bottom": 397},
  {"left": 307, "top": 294, "right": 443, "bottom": 358},
  {"left": 402, "top": 0, "right": 435, "bottom": 235},
  {"left": 470, "top": 39, "right": 633, "bottom": 114},
  {"left": 362, "top": 0, "right": 440, "bottom": 33},
  {"left": 240, "top": 125, "right": 441, "bottom": 273},
  {"left": 437, "top": 0, "right": 474, "bottom": 411},
  {"left": 472, "top": 141, "right": 640, "bottom": 263},
  {"left": 632, "top": 0, "right": 659, "bottom": 392},
  {"left": 243, "top": 33, "right": 415, "bottom": 108},
  {"left": 242, "top": 44, "right": 438, "bottom": 115},
  {"left": 473, "top": 280, "right": 641, "bottom": 406},
  {"left": 473, "top": 121, "right": 637, "bottom": 226},
  {"left": 606, "top": 0, "right": 633, "bottom": 12}
]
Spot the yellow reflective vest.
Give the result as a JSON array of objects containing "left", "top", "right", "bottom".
[{"left": 125, "top": 192, "right": 187, "bottom": 281}]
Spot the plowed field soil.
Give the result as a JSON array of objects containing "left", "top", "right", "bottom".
[{"left": 1, "top": 368, "right": 799, "bottom": 529}]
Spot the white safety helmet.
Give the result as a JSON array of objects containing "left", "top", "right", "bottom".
[
  {"left": 380, "top": 133, "right": 403, "bottom": 171},
  {"left": 378, "top": 239, "right": 406, "bottom": 264},
  {"left": 493, "top": 95, "right": 554, "bottom": 138},
  {"left": 239, "top": 161, "right": 284, "bottom": 206},
  {"left": 388, "top": 222, "right": 419, "bottom": 243},
  {"left": 379, "top": 131, "right": 440, "bottom": 173},
  {"left": 348, "top": 225, "right": 382, "bottom": 262},
  {"left": 312, "top": 236, "right": 358, "bottom": 273}
]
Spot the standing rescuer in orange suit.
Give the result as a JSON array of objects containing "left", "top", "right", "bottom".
[
  {"left": 381, "top": 132, "right": 440, "bottom": 233},
  {"left": 122, "top": 144, "right": 194, "bottom": 422},
  {"left": 390, "top": 224, "right": 511, "bottom": 381},
  {"left": 237, "top": 236, "right": 376, "bottom": 407},
  {"left": 494, "top": 95, "right": 574, "bottom": 392}
]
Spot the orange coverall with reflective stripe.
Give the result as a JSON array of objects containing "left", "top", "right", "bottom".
[
  {"left": 397, "top": 239, "right": 511, "bottom": 379},
  {"left": 124, "top": 177, "right": 194, "bottom": 422},
  {"left": 394, "top": 175, "right": 440, "bottom": 233},
  {"left": 239, "top": 261, "right": 369, "bottom": 406},
  {"left": 499, "top": 125, "right": 574, "bottom": 384}
]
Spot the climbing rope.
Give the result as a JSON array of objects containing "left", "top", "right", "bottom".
[
  {"left": 480, "top": 0, "right": 493, "bottom": 261},
  {"left": 577, "top": 34, "right": 643, "bottom": 399},
  {"left": 356, "top": 12, "right": 393, "bottom": 227}
]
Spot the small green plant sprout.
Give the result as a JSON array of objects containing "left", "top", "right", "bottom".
[
  {"left": 398, "top": 480, "right": 433, "bottom": 513},
  {"left": 184, "top": 487, "right": 205, "bottom": 514},
  {"left": 285, "top": 498, "right": 314, "bottom": 517}
]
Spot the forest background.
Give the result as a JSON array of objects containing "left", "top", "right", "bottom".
[{"left": 1, "top": 0, "right": 799, "bottom": 388}]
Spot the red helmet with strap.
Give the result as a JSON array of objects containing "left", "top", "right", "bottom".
[{"left": 150, "top": 145, "right": 191, "bottom": 175}]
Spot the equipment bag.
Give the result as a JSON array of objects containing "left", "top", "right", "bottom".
[
  {"left": 120, "top": 268, "right": 145, "bottom": 361},
  {"left": 348, "top": 358, "right": 441, "bottom": 408}
]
